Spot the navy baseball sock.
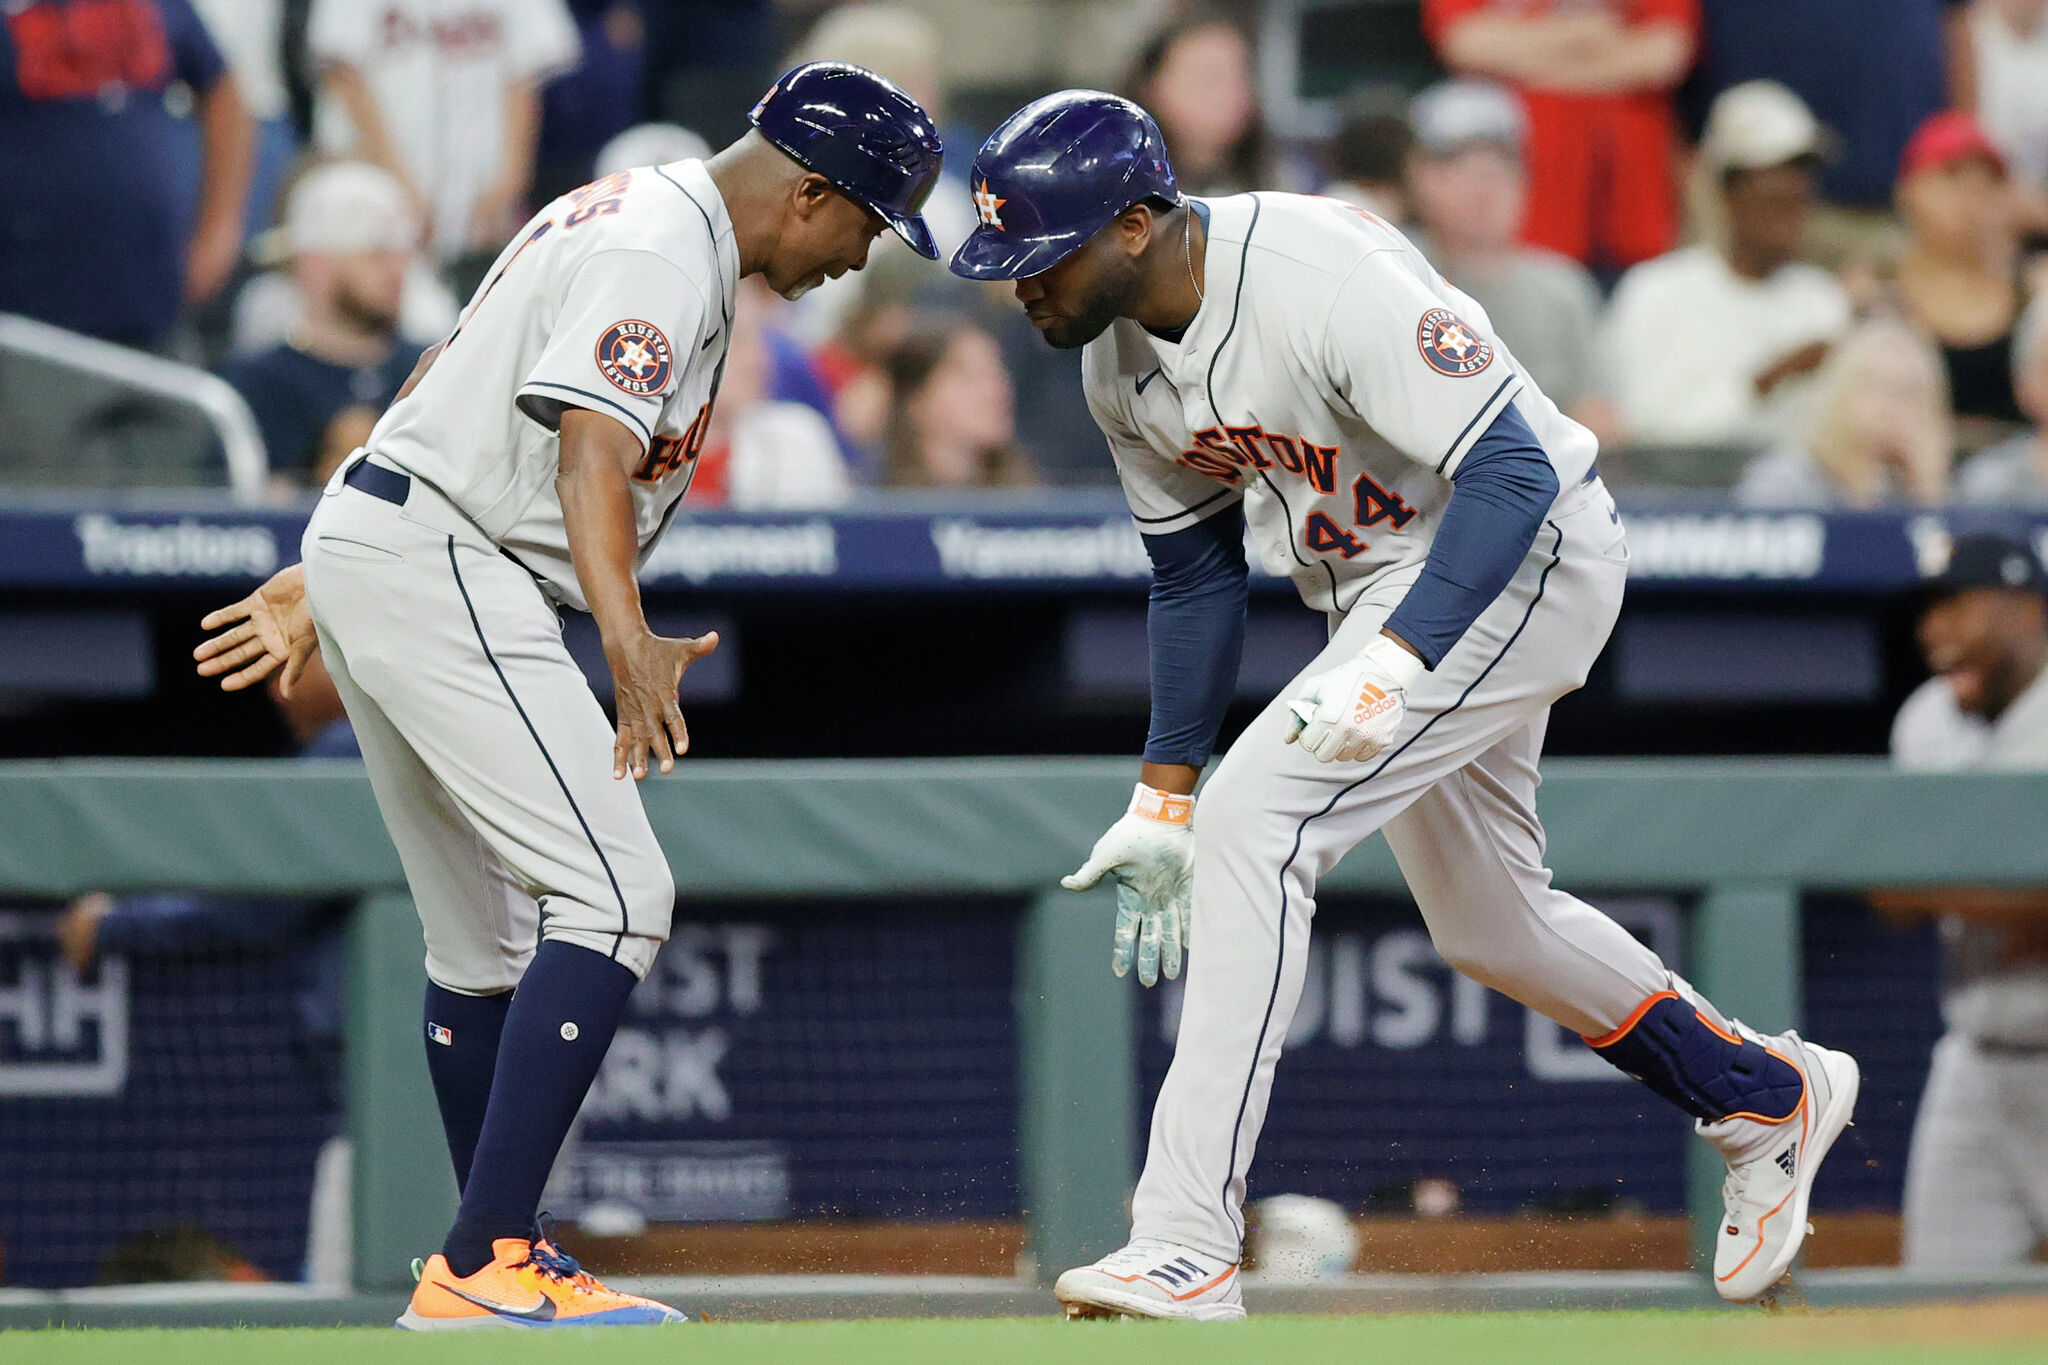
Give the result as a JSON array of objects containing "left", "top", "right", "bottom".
[
  {"left": 422, "top": 984, "right": 512, "bottom": 1192},
  {"left": 441, "top": 941, "right": 637, "bottom": 1277},
  {"left": 1587, "top": 991, "right": 1803, "bottom": 1124}
]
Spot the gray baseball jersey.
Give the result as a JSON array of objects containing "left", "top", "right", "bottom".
[
  {"left": 368, "top": 159, "right": 736, "bottom": 610},
  {"left": 1086, "top": 193, "right": 1595, "bottom": 617},
  {"left": 1892, "top": 664, "right": 2048, "bottom": 1267}
]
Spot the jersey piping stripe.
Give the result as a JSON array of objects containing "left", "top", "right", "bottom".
[
  {"left": 1218, "top": 517, "right": 1567, "bottom": 1245},
  {"left": 521, "top": 381, "right": 654, "bottom": 444},
  {"left": 446, "top": 536, "right": 633, "bottom": 957},
  {"left": 1211, "top": 197, "right": 1341, "bottom": 608},
  {"left": 1436, "top": 373, "right": 1521, "bottom": 476},
  {"left": 656, "top": 168, "right": 735, "bottom": 334},
  {"left": 1131, "top": 485, "right": 1239, "bottom": 526}
]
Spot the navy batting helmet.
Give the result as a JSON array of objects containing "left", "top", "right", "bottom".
[
  {"left": 750, "top": 62, "right": 945, "bottom": 259},
  {"left": 950, "top": 91, "right": 1179, "bottom": 281}
]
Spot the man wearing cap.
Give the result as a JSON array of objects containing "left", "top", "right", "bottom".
[
  {"left": 219, "top": 162, "right": 425, "bottom": 489},
  {"left": 1601, "top": 80, "right": 1851, "bottom": 450},
  {"left": 951, "top": 91, "right": 1860, "bottom": 1320},
  {"left": 191, "top": 62, "right": 943, "bottom": 1329},
  {"left": 1405, "top": 79, "right": 1612, "bottom": 440},
  {"left": 1876, "top": 531, "right": 2048, "bottom": 1267}
]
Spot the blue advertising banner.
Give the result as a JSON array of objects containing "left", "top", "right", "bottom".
[
  {"left": 0, "top": 893, "right": 1942, "bottom": 1287},
  {"left": 1, "top": 495, "right": 2044, "bottom": 595}
]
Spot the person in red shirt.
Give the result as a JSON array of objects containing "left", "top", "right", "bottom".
[{"left": 1424, "top": 0, "right": 1698, "bottom": 272}]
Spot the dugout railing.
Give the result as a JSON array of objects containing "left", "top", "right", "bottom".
[{"left": 4, "top": 756, "right": 2046, "bottom": 1292}]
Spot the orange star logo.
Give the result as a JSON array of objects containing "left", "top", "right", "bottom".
[{"left": 973, "top": 178, "right": 1008, "bottom": 230}]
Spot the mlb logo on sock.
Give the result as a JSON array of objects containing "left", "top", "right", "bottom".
[{"left": 428, "top": 1023, "right": 453, "bottom": 1047}]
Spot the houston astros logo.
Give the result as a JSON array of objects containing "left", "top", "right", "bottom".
[
  {"left": 1416, "top": 308, "right": 1493, "bottom": 377},
  {"left": 596, "top": 320, "right": 673, "bottom": 395},
  {"left": 973, "top": 178, "right": 1008, "bottom": 230}
]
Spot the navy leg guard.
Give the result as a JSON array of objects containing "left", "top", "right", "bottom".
[{"left": 1585, "top": 992, "right": 1803, "bottom": 1123}]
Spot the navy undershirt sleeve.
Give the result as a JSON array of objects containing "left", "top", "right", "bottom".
[
  {"left": 1141, "top": 503, "right": 1250, "bottom": 767},
  {"left": 1382, "top": 402, "right": 1560, "bottom": 669}
]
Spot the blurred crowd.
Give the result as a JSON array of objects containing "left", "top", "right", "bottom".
[{"left": 5, "top": 0, "right": 2048, "bottom": 508}]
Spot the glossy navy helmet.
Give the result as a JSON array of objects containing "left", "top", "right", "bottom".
[
  {"left": 750, "top": 62, "right": 945, "bottom": 259},
  {"left": 950, "top": 90, "right": 1179, "bottom": 281}
]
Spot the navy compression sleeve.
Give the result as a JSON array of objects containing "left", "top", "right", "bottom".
[
  {"left": 1382, "top": 403, "right": 1560, "bottom": 668},
  {"left": 1141, "top": 504, "right": 1250, "bottom": 767}
]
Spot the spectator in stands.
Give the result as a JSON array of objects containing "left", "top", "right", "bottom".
[
  {"left": 1735, "top": 317, "right": 1954, "bottom": 506},
  {"left": 307, "top": 0, "right": 580, "bottom": 265},
  {"left": 882, "top": 319, "right": 1035, "bottom": 489},
  {"left": 1957, "top": 293, "right": 2048, "bottom": 500},
  {"left": 1602, "top": 82, "right": 1851, "bottom": 449},
  {"left": 1876, "top": 532, "right": 2048, "bottom": 1268},
  {"left": 1423, "top": 0, "right": 1696, "bottom": 273},
  {"left": 1321, "top": 86, "right": 1415, "bottom": 225},
  {"left": 692, "top": 278, "right": 850, "bottom": 509},
  {"left": 0, "top": 0, "right": 254, "bottom": 351},
  {"left": 534, "top": 0, "right": 646, "bottom": 205},
  {"left": 1970, "top": 0, "right": 2048, "bottom": 233},
  {"left": 593, "top": 122, "right": 710, "bottom": 179},
  {"left": 191, "top": 0, "right": 297, "bottom": 243},
  {"left": 218, "top": 163, "right": 423, "bottom": 488},
  {"left": 1405, "top": 80, "right": 1612, "bottom": 440},
  {"left": 1126, "top": 12, "right": 1269, "bottom": 196},
  {"left": 1894, "top": 111, "right": 2033, "bottom": 440},
  {"left": 1688, "top": 0, "right": 1972, "bottom": 269}
]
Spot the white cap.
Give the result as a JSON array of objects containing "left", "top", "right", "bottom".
[
  {"left": 1409, "top": 79, "right": 1526, "bottom": 158},
  {"left": 595, "top": 123, "right": 714, "bottom": 179},
  {"left": 1700, "top": 80, "right": 1829, "bottom": 173},
  {"left": 262, "top": 161, "right": 420, "bottom": 261}
]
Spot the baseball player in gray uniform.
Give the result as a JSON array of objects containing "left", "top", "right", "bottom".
[
  {"left": 951, "top": 92, "right": 1861, "bottom": 1319},
  {"left": 194, "top": 63, "right": 943, "bottom": 1329},
  {"left": 1883, "top": 532, "right": 2048, "bottom": 1267}
]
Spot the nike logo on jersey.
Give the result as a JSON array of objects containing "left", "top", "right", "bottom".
[
  {"left": 701, "top": 330, "right": 721, "bottom": 351},
  {"left": 1135, "top": 368, "right": 1162, "bottom": 395},
  {"left": 439, "top": 1283, "right": 558, "bottom": 1322}
]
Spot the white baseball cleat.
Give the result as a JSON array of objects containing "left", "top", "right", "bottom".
[
  {"left": 1054, "top": 1238, "right": 1244, "bottom": 1321},
  {"left": 1700, "top": 1029, "right": 1860, "bottom": 1303}
]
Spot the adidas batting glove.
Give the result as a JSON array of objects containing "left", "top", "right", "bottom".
[
  {"left": 1061, "top": 783, "right": 1195, "bottom": 986},
  {"left": 1285, "top": 634, "right": 1426, "bottom": 763}
]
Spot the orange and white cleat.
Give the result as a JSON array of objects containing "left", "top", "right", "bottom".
[
  {"left": 397, "top": 1237, "right": 687, "bottom": 1330},
  {"left": 1055, "top": 1238, "right": 1244, "bottom": 1321}
]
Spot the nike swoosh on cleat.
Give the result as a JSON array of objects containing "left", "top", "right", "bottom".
[
  {"left": 439, "top": 1282, "right": 558, "bottom": 1322},
  {"left": 1136, "top": 368, "right": 1162, "bottom": 395}
]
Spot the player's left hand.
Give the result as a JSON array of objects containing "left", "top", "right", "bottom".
[
  {"left": 1284, "top": 633, "right": 1426, "bottom": 763},
  {"left": 1061, "top": 784, "right": 1194, "bottom": 986},
  {"left": 607, "top": 628, "right": 721, "bottom": 780}
]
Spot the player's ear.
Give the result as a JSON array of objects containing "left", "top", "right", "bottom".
[
  {"left": 1114, "top": 203, "right": 1156, "bottom": 259},
  {"left": 791, "top": 173, "right": 836, "bottom": 222}
]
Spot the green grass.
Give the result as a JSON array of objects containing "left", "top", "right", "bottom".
[{"left": 4, "top": 1311, "right": 2044, "bottom": 1365}]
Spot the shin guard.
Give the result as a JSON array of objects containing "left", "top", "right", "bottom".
[{"left": 1585, "top": 991, "right": 1803, "bottom": 1124}]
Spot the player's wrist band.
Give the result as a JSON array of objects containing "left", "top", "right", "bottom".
[{"left": 1129, "top": 782, "right": 1194, "bottom": 825}]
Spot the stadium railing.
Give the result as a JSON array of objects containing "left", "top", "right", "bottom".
[{"left": 3, "top": 756, "right": 2044, "bottom": 1290}]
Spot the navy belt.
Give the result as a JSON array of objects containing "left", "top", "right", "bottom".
[{"left": 343, "top": 458, "right": 412, "bottom": 506}]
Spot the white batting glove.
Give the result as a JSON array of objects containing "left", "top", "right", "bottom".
[
  {"left": 1061, "top": 783, "right": 1194, "bottom": 986},
  {"left": 1284, "top": 634, "right": 1427, "bottom": 763}
]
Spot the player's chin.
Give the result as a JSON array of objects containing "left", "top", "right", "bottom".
[{"left": 1034, "top": 312, "right": 1110, "bottom": 351}]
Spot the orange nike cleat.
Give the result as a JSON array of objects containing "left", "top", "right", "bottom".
[{"left": 397, "top": 1237, "right": 688, "bottom": 1330}]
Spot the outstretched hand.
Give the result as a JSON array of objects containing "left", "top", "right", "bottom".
[
  {"left": 608, "top": 628, "right": 721, "bottom": 779},
  {"left": 194, "top": 564, "right": 318, "bottom": 695}
]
